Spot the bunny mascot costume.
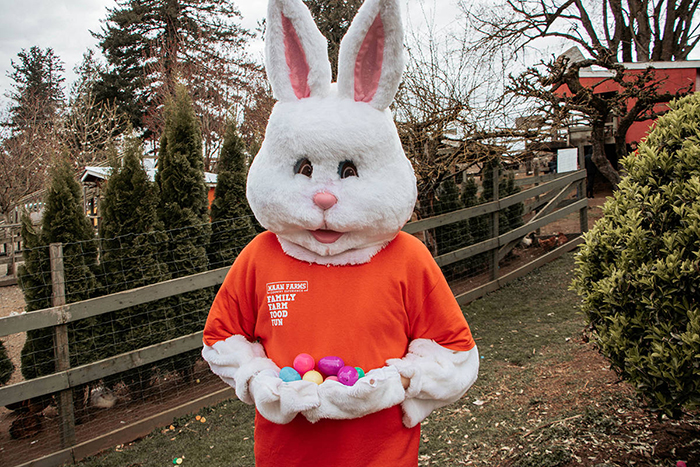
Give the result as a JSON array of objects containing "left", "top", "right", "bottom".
[{"left": 202, "top": 0, "right": 479, "bottom": 464}]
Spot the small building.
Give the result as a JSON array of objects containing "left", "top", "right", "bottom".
[
  {"left": 80, "top": 158, "right": 218, "bottom": 228},
  {"left": 555, "top": 56, "right": 700, "bottom": 157}
]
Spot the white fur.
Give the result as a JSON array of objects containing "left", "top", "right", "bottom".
[
  {"left": 250, "top": 0, "right": 415, "bottom": 266},
  {"left": 387, "top": 339, "right": 480, "bottom": 428},
  {"left": 247, "top": 94, "right": 416, "bottom": 264},
  {"left": 265, "top": 0, "right": 331, "bottom": 101},
  {"left": 250, "top": 370, "right": 321, "bottom": 424},
  {"left": 302, "top": 366, "right": 406, "bottom": 423},
  {"left": 202, "top": 335, "right": 321, "bottom": 424},
  {"left": 336, "top": 0, "right": 406, "bottom": 110},
  {"left": 202, "top": 335, "right": 279, "bottom": 404}
]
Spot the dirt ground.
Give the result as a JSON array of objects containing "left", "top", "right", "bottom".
[
  {"left": 489, "top": 339, "right": 700, "bottom": 466},
  {"left": 0, "top": 285, "right": 27, "bottom": 387}
]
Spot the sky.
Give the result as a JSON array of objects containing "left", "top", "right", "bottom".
[{"left": 0, "top": 0, "right": 467, "bottom": 108}]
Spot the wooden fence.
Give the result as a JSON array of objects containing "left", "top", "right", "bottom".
[
  {"left": 0, "top": 168, "right": 588, "bottom": 466},
  {"left": 0, "top": 224, "right": 21, "bottom": 286}
]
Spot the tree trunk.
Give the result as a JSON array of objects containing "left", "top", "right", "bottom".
[{"left": 591, "top": 123, "right": 621, "bottom": 188}]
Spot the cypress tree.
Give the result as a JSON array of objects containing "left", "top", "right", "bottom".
[
  {"left": 155, "top": 86, "right": 212, "bottom": 380},
  {"left": 434, "top": 177, "right": 470, "bottom": 255},
  {"left": 480, "top": 158, "right": 524, "bottom": 235},
  {"left": 502, "top": 172, "right": 524, "bottom": 232},
  {"left": 461, "top": 175, "right": 490, "bottom": 244},
  {"left": 19, "top": 159, "right": 98, "bottom": 380},
  {"left": 98, "top": 137, "right": 169, "bottom": 397},
  {"left": 0, "top": 340, "right": 14, "bottom": 385},
  {"left": 207, "top": 120, "right": 256, "bottom": 269}
]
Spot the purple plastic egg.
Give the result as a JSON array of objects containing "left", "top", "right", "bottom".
[
  {"left": 337, "top": 366, "right": 359, "bottom": 386},
  {"left": 318, "top": 356, "right": 345, "bottom": 376}
]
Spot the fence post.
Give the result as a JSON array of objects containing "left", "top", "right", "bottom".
[
  {"left": 50, "top": 243, "right": 77, "bottom": 448},
  {"left": 9, "top": 231, "right": 16, "bottom": 277},
  {"left": 490, "top": 165, "right": 500, "bottom": 281},
  {"left": 578, "top": 147, "right": 589, "bottom": 234}
]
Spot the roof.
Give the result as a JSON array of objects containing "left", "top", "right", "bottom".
[
  {"left": 579, "top": 60, "right": 700, "bottom": 78},
  {"left": 81, "top": 159, "right": 217, "bottom": 187}
]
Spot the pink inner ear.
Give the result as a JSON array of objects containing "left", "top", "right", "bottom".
[
  {"left": 354, "top": 15, "right": 385, "bottom": 103},
  {"left": 282, "top": 14, "right": 311, "bottom": 99}
]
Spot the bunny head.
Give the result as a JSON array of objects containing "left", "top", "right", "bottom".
[{"left": 246, "top": 0, "right": 417, "bottom": 265}]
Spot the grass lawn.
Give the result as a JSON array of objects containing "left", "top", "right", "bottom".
[{"left": 78, "top": 253, "right": 699, "bottom": 466}]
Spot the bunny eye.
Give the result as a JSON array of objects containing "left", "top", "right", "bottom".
[
  {"left": 338, "top": 160, "right": 358, "bottom": 179},
  {"left": 294, "top": 158, "right": 313, "bottom": 177}
]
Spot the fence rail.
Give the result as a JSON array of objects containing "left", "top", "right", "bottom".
[{"left": 0, "top": 167, "right": 589, "bottom": 466}]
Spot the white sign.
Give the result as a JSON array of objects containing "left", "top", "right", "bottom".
[{"left": 557, "top": 148, "right": 578, "bottom": 173}]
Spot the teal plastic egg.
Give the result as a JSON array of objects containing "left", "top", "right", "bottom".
[{"left": 279, "top": 366, "right": 302, "bottom": 382}]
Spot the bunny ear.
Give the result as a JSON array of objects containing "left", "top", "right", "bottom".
[
  {"left": 336, "top": 0, "right": 405, "bottom": 110},
  {"left": 265, "top": 0, "right": 332, "bottom": 101}
]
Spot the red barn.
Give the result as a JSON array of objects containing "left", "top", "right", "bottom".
[{"left": 558, "top": 59, "right": 700, "bottom": 146}]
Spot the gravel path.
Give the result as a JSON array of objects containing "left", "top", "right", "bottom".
[{"left": 1, "top": 285, "right": 27, "bottom": 386}]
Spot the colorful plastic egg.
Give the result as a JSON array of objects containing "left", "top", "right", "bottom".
[
  {"left": 302, "top": 370, "right": 324, "bottom": 385},
  {"left": 337, "top": 366, "right": 359, "bottom": 386},
  {"left": 318, "top": 356, "right": 344, "bottom": 376},
  {"left": 279, "top": 366, "right": 301, "bottom": 382},
  {"left": 325, "top": 375, "right": 339, "bottom": 382},
  {"left": 355, "top": 367, "right": 365, "bottom": 378},
  {"left": 293, "top": 353, "right": 315, "bottom": 375}
]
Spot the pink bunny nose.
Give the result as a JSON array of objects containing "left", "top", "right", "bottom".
[{"left": 313, "top": 192, "right": 337, "bottom": 210}]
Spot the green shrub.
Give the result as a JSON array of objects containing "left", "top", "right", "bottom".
[{"left": 572, "top": 92, "right": 700, "bottom": 417}]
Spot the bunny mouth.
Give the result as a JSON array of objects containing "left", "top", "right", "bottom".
[{"left": 309, "top": 229, "right": 344, "bottom": 244}]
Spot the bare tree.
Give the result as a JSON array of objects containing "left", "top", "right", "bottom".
[
  {"left": 0, "top": 100, "right": 59, "bottom": 221},
  {"left": 467, "top": 0, "right": 700, "bottom": 187},
  {"left": 64, "top": 89, "right": 124, "bottom": 170},
  {"left": 395, "top": 24, "right": 536, "bottom": 217},
  {"left": 469, "top": 0, "right": 700, "bottom": 63}
]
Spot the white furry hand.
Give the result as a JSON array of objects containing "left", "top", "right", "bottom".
[
  {"left": 249, "top": 370, "right": 321, "bottom": 425},
  {"left": 302, "top": 366, "right": 406, "bottom": 423},
  {"left": 386, "top": 339, "right": 480, "bottom": 428}
]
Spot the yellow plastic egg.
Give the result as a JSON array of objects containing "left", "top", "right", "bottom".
[{"left": 302, "top": 370, "right": 323, "bottom": 385}]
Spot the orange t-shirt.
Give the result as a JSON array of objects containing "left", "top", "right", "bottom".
[{"left": 203, "top": 231, "right": 475, "bottom": 466}]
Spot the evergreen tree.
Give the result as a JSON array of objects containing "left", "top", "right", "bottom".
[
  {"left": 461, "top": 175, "right": 489, "bottom": 245},
  {"left": 19, "top": 159, "right": 99, "bottom": 382},
  {"left": 98, "top": 137, "right": 169, "bottom": 397},
  {"left": 303, "top": 0, "right": 363, "bottom": 81},
  {"left": 0, "top": 340, "right": 14, "bottom": 385},
  {"left": 501, "top": 172, "right": 524, "bottom": 232},
  {"left": 434, "top": 177, "right": 470, "bottom": 256},
  {"left": 480, "top": 158, "right": 524, "bottom": 235},
  {"left": 156, "top": 86, "right": 212, "bottom": 380},
  {"left": 1, "top": 47, "right": 64, "bottom": 219},
  {"left": 6, "top": 46, "right": 65, "bottom": 132},
  {"left": 207, "top": 120, "right": 256, "bottom": 269},
  {"left": 93, "top": 0, "right": 253, "bottom": 147}
]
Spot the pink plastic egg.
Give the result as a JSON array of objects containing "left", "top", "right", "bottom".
[
  {"left": 325, "top": 375, "right": 339, "bottom": 382},
  {"left": 293, "top": 353, "right": 315, "bottom": 375},
  {"left": 337, "top": 366, "right": 359, "bottom": 386},
  {"left": 318, "top": 356, "right": 345, "bottom": 376}
]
